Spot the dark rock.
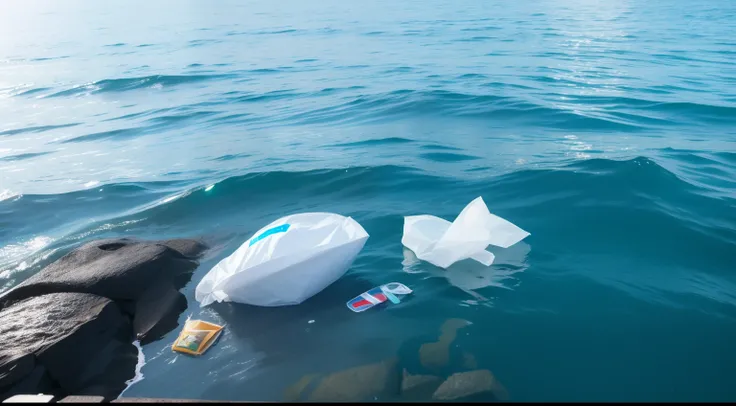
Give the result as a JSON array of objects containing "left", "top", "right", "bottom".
[
  {"left": 1, "top": 364, "right": 58, "bottom": 401},
  {"left": 0, "top": 353, "right": 59, "bottom": 401},
  {"left": 0, "top": 293, "right": 137, "bottom": 400},
  {"left": 160, "top": 239, "right": 207, "bottom": 259},
  {"left": 0, "top": 238, "right": 202, "bottom": 309},
  {"left": 0, "top": 238, "right": 207, "bottom": 401},
  {"left": 132, "top": 282, "right": 187, "bottom": 345},
  {"left": 0, "top": 353, "right": 35, "bottom": 391}
]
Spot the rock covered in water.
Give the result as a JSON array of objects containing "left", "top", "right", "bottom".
[
  {"left": 432, "top": 369, "right": 509, "bottom": 401},
  {"left": 309, "top": 358, "right": 401, "bottom": 402},
  {"left": 0, "top": 238, "right": 207, "bottom": 401},
  {"left": 400, "top": 369, "right": 442, "bottom": 400}
]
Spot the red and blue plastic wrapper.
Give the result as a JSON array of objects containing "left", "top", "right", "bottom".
[{"left": 347, "top": 282, "right": 413, "bottom": 312}]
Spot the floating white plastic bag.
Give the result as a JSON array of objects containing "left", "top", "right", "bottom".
[
  {"left": 401, "top": 197, "right": 529, "bottom": 269},
  {"left": 195, "top": 212, "right": 369, "bottom": 307}
]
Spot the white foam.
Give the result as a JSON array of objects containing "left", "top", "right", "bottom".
[
  {"left": 118, "top": 340, "right": 146, "bottom": 399},
  {"left": 0, "top": 236, "right": 54, "bottom": 272},
  {"left": 0, "top": 189, "right": 20, "bottom": 202}
]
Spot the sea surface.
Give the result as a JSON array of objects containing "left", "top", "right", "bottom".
[{"left": 1, "top": 0, "right": 736, "bottom": 402}]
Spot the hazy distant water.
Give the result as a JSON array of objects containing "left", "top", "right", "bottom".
[{"left": 1, "top": 0, "right": 735, "bottom": 402}]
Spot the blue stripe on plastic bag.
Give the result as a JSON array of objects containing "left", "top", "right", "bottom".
[{"left": 249, "top": 224, "right": 290, "bottom": 247}]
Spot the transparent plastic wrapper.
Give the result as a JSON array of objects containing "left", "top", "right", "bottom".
[
  {"left": 346, "top": 282, "right": 413, "bottom": 313},
  {"left": 195, "top": 212, "right": 369, "bottom": 307},
  {"left": 401, "top": 197, "right": 529, "bottom": 269}
]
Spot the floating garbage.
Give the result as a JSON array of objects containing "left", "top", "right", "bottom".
[
  {"left": 172, "top": 319, "right": 224, "bottom": 356},
  {"left": 401, "top": 197, "right": 529, "bottom": 269},
  {"left": 347, "top": 282, "right": 413, "bottom": 312},
  {"left": 195, "top": 212, "right": 369, "bottom": 307}
]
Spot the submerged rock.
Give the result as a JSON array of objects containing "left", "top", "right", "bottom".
[
  {"left": 306, "top": 358, "right": 401, "bottom": 402},
  {"left": 418, "top": 318, "right": 472, "bottom": 374},
  {"left": 400, "top": 369, "right": 442, "bottom": 400},
  {"left": 432, "top": 369, "right": 509, "bottom": 401},
  {"left": 0, "top": 237, "right": 206, "bottom": 401}
]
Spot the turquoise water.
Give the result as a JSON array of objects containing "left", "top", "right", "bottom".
[{"left": 2, "top": 0, "right": 736, "bottom": 401}]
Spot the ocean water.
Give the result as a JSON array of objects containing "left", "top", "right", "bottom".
[{"left": 2, "top": 0, "right": 736, "bottom": 402}]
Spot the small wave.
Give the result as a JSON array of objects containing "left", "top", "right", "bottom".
[
  {"left": 272, "top": 89, "right": 652, "bottom": 130},
  {"left": 420, "top": 144, "right": 463, "bottom": 151},
  {"left": 45, "top": 74, "right": 235, "bottom": 98},
  {"left": 647, "top": 84, "right": 708, "bottom": 94},
  {"left": 0, "top": 123, "right": 81, "bottom": 137},
  {"left": 62, "top": 111, "right": 217, "bottom": 144},
  {"left": 211, "top": 153, "right": 252, "bottom": 162},
  {"left": 460, "top": 26, "right": 502, "bottom": 32},
  {"left": 334, "top": 64, "right": 370, "bottom": 70},
  {"left": 554, "top": 95, "right": 736, "bottom": 125},
  {"left": 328, "top": 137, "right": 415, "bottom": 148},
  {"left": 480, "top": 81, "right": 535, "bottom": 90},
  {"left": 26, "top": 56, "right": 70, "bottom": 62},
  {"left": 60, "top": 128, "right": 144, "bottom": 144},
  {"left": 402, "top": 29, "right": 424, "bottom": 36},
  {"left": 383, "top": 66, "right": 415, "bottom": 74},
  {"left": 12, "top": 87, "right": 52, "bottom": 97},
  {"left": 104, "top": 43, "right": 127, "bottom": 47},
  {"left": 455, "top": 36, "right": 495, "bottom": 42},
  {"left": 144, "top": 110, "right": 218, "bottom": 125},
  {"left": 247, "top": 68, "right": 281, "bottom": 74},
  {"left": 206, "top": 113, "right": 250, "bottom": 125},
  {"left": 102, "top": 107, "right": 176, "bottom": 122},
  {"left": 319, "top": 86, "right": 366, "bottom": 94},
  {"left": 224, "top": 89, "right": 299, "bottom": 103},
  {"left": 69, "top": 219, "right": 146, "bottom": 242},
  {"left": 254, "top": 28, "right": 300, "bottom": 35},
  {"left": 647, "top": 101, "right": 736, "bottom": 123},
  {"left": 188, "top": 39, "right": 222, "bottom": 47},
  {"left": 420, "top": 152, "right": 480, "bottom": 162},
  {"left": 658, "top": 148, "right": 736, "bottom": 193},
  {"left": 457, "top": 73, "right": 487, "bottom": 80},
  {"left": 0, "top": 151, "right": 53, "bottom": 162},
  {"left": 712, "top": 151, "right": 736, "bottom": 165}
]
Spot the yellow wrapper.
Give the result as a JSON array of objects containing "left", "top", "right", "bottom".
[{"left": 172, "top": 319, "right": 224, "bottom": 356}]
